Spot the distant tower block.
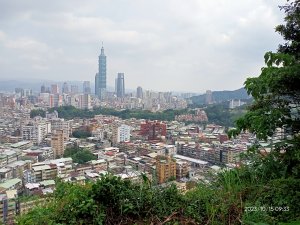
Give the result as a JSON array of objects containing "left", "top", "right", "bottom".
[
  {"left": 95, "top": 43, "right": 107, "bottom": 100},
  {"left": 205, "top": 90, "right": 213, "bottom": 104}
]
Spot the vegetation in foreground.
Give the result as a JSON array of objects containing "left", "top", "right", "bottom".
[{"left": 16, "top": 170, "right": 300, "bottom": 225}]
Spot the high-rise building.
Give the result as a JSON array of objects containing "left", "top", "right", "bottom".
[
  {"left": 136, "top": 86, "right": 143, "bottom": 99},
  {"left": 22, "top": 122, "right": 50, "bottom": 145},
  {"left": 71, "top": 85, "right": 79, "bottom": 94},
  {"left": 205, "top": 90, "right": 213, "bottom": 104},
  {"left": 51, "top": 130, "right": 64, "bottom": 158},
  {"left": 62, "top": 82, "right": 69, "bottom": 94},
  {"left": 112, "top": 124, "right": 130, "bottom": 144},
  {"left": 83, "top": 81, "right": 91, "bottom": 94},
  {"left": 156, "top": 155, "right": 176, "bottom": 184},
  {"left": 41, "top": 84, "right": 46, "bottom": 93},
  {"left": 51, "top": 119, "right": 70, "bottom": 140},
  {"left": 95, "top": 44, "right": 107, "bottom": 99},
  {"left": 116, "top": 73, "right": 125, "bottom": 98},
  {"left": 51, "top": 84, "right": 59, "bottom": 94},
  {"left": 79, "top": 94, "right": 92, "bottom": 109}
]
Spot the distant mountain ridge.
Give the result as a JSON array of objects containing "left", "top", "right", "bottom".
[{"left": 190, "top": 88, "right": 249, "bottom": 105}]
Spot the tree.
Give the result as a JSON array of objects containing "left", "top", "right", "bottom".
[
  {"left": 63, "top": 147, "right": 97, "bottom": 164},
  {"left": 232, "top": 0, "right": 300, "bottom": 178},
  {"left": 30, "top": 109, "right": 46, "bottom": 118},
  {"left": 72, "top": 130, "right": 92, "bottom": 139},
  {"left": 276, "top": 0, "right": 300, "bottom": 59}
]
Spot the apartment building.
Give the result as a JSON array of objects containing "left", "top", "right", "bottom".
[
  {"left": 51, "top": 130, "right": 64, "bottom": 158},
  {"left": 156, "top": 155, "right": 176, "bottom": 184}
]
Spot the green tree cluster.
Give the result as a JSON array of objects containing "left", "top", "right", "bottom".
[
  {"left": 63, "top": 147, "right": 96, "bottom": 164},
  {"left": 30, "top": 109, "right": 46, "bottom": 118},
  {"left": 30, "top": 106, "right": 189, "bottom": 121},
  {"left": 72, "top": 130, "right": 92, "bottom": 139},
  {"left": 201, "top": 103, "right": 247, "bottom": 127}
]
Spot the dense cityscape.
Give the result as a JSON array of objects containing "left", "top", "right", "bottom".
[
  {"left": 0, "top": 0, "right": 299, "bottom": 224},
  {"left": 0, "top": 44, "right": 280, "bottom": 224}
]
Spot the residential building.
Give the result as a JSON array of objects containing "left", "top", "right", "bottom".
[
  {"left": 112, "top": 124, "right": 130, "bottom": 144},
  {"left": 83, "top": 81, "right": 91, "bottom": 94},
  {"left": 51, "top": 119, "right": 69, "bottom": 140},
  {"left": 32, "top": 164, "right": 57, "bottom": 182},
  {"left": 22, "top": 122, "right": 50, "bottom": 145},
  {"left": 51, "top": 130, "right": 64, "bottom": 158},
  {"left": 140, "top": 120, "right": 167, "bottom": 140},
  {"left": 51, "top": 84, "right": 59, "bottom": 95},
  {"left": 156, "top": 155, "right": 176, "bottom": 184},
  {"left": 79, "top": 94, "right": 92, "bottom": 110},
  {"left": 70, "top": 85, "right": 79, "bottom": 94}
]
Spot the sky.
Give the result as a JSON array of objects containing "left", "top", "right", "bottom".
[{"left": 0, "top": 0, "right": 286, "bottom": 93}]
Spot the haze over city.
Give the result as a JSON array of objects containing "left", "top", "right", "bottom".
[{"left": 0, "top": 0, "right": 284, "bottom": 92}]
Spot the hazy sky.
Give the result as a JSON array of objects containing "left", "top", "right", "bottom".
[{"left": 0, "top": 0, "right": 285, "bottom": 92}]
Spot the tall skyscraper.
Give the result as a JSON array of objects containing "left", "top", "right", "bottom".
[
  {"left": 62, "top": 82, "right": 69, "bottom": 94},
  {"left": 95, "top": 44, "right": 107, "bottom": 99},
  {"left": 51, "top": 130, "right": 65, "bottom": 158},
  {"left": 205, "top": 90, "right": 213, "bottom": 104},
  {"left": 51, "top": 84, "right": 59, "bottom": 94},
  {"left": 83, "top": 81, "right": 91, "bottom": 94},
  {"left": 71, "top": 85, "right": 79, "bottom": 94},
  {"left": 116, "top": 73, "right": 125, "bottom": 98},
  {"left": 137, "top": 86, "right": 143, "bottom": 99},
  {"left": 41, "top": 84, "right": 46, "bottom": 93}
]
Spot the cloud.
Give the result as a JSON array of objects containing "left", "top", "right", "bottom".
[{"left": 0, "top": 0, "right": 286, "bottom": 92}]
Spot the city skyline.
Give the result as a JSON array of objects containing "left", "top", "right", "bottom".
[{"left": 0, "top": 0, "right": 285, "bottom": 92}]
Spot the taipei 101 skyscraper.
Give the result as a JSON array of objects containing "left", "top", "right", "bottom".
[{"left": 95, "top": 43, "right": 107, "bottom": 100}]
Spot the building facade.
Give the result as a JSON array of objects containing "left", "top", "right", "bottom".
[
  {"left": 156, "top": 155, "right": 176, "bottom": 184},
  {"left": 95, "top": 45, "right": 107, "bottom": 99},
  {"left": 116, "top": 73, "right": 125, "bottom": 98},
  {"left": 136, "top": 86, "right": 143, "bottom": 99},
  {"left": 83, "top": 81, "right": 91, "bottom": 94},
  {"left": 140, "top": 120, "right": 167, "bottom": 140},
  {"left": 51, "top": 130, "right": 64, "bottom": 158}
]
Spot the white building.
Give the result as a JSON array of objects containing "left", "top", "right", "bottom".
[
  {"left": 22, "top": 122, "right": 50, "bottom": 145},
  {"left": 115, "top": 124, "right": 130, "bottom": 143},
  {"left": 229, "top": 99, "right": 245, "bottom": 109}
]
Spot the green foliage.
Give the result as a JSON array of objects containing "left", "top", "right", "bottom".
[
  {"left": 63, "top": 147, "right": 96, "bottom": 164},
  {"left": 45, "top": 106, "right": 188, "bottom": 121},
  {"left": 72, "top": 130, "right": 92, "bottom": 138},
  {"left": 204, "top": 103, "right": 247, "bottom": 127},
  {"left": 276, "top": 0, "right": 300, "bottom": 59},
  {"left": 258, "top": 178, "right": 300, "bottom": 222},
  {"left": 17, "top": 205, "right": 57, "bottom": 225},
  {"left": 17, "top": 172, "right": 299, "bottom": 224},
  {"left": 235, "top": 52, "right": 300, "bottom": 140},
  {"left": 30, "top": 109, "right": 46, "bottom": 118},
  {"left": 230, "top": 2, "right": 300, "bottom": 196}
]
